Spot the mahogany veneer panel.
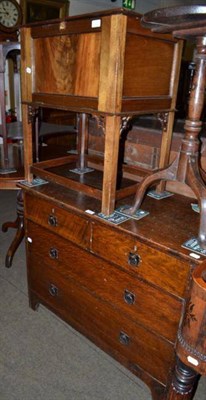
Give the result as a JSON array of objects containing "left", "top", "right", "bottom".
[{"left": 35, "top": 33, "right": 101, "bottom": 97}]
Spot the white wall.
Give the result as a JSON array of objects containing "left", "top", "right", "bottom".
[
  {"left": 69, "top": 0, "right": 206, "bottom": 16},
  {"left": 69, "top": 0, "right": 122, "bottom": 16},
  {"left": 69, "top": 0, "right": 156, "bottom": 15}
]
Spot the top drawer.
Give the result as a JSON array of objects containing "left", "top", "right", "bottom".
[
  {"left": 91, "top": 222, "right": 190, "bottom": 299},
  {"left": 24, "top": 193, "right": 90, "bottom": 249}
]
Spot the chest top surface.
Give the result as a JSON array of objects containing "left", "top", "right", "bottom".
[{"left": 22, "top": 181, "right": 204, "bottom": 266}]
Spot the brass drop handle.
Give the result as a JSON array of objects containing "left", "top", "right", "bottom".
[
  {"left": 128, "top": 251, "right": 141, "bottom": 267},
  {"left": 49, "top": 284, "right": 58, "bottom": 297},
  {"left": 49, "top": 247, "right": 59, "bottom": 259},
  {"left": 124, "top": 289, "right": 135, "bottom": 305},
  {"left": 119, "top": 331, "right": 130, "bottom": 346},
  {"left": 48, "top": 215, "right": 58, "bottom": 227}
]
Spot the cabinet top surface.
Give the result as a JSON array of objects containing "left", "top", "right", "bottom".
[
  {"left": 22, "top": 8, "right": 141, "bottom": 29},
  {"left": 22, "top": 181, "right": 203, "bottom": 264}
]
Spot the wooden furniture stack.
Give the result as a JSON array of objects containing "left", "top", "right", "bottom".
[
  {"left": 20, "top": 8, "right": 182, "bottom": 215},
  {"left": 20, "top": 8, "right": 206, "bottom": 400}
]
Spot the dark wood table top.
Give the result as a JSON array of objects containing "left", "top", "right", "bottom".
[
  {"left": 0, "top": 138, "right": 74, "bottom": 189},
  {"left": 0, "top": 143, "right": 24, "bottom": 189}
]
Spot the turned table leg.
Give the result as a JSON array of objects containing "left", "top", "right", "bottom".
[
  {"left": 2, "top": 189, "right": 24, "bottom": 268},
  {"left": 166, "top": 359, "right": 199, "bottom": 400}
]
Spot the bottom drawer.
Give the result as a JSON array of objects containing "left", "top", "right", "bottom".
[{"left": 28, "top": 262, "right": 175, "bottom": 385}]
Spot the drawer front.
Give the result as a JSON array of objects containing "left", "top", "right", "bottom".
[
  {"left": 24, "top": 193, "right": 90, "bottom": 248},
  {"left": 28, "top": 261, "right": 175, "bottom": 385},
  {"left": 91, "top": 222, "right": 190, "bottom": 298},
  {"left": 26, "top": 221, "right": 182, "bottom": 343}
]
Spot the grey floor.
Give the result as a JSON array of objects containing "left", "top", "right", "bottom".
[{"left": 0, "top": 190, "right": 205, "bottom": 400}]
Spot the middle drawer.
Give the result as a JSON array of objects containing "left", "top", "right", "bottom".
[{"left": 26, "top": 221, "right": 183, "bottom": 343}]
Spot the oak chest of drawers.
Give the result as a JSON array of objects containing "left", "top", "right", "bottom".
[{"left": 22, "top": 182, "right": 203, "bottom": 400}]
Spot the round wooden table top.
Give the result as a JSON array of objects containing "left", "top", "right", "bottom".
[
  {"left": 0, "top": 143, "right": 24, "bottom": 189},
  {"left": 141, "top": 5, "right": 206, "bottom": 35}
]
